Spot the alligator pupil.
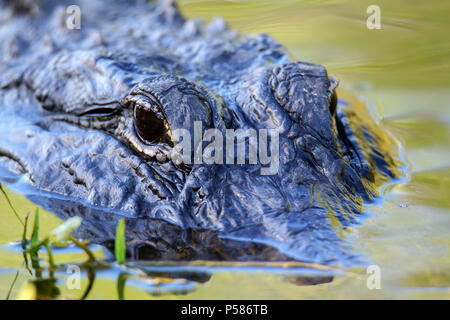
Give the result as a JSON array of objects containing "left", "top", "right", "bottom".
[{"left": 134, "top": 104, "right": 169, "bottom": 144}]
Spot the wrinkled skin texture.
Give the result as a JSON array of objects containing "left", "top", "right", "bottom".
[{"left": 0, "top": 0, "right": 398, "bottom": 266}]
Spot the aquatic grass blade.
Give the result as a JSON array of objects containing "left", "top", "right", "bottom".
[
  {"left": 0, "top": 183, "right": 23, "bottom": 226},
  {"left": 30, "top": 208, "right": 40, "bottom": 249},
  {"left": 21, "top": 214, "right": 32, "bottom": 273},
  {"left": 21, "top": 213, "right": 30, "bottom": 251},
  {"left": 117, "top": 273, "right": 128, "bottom": 300},
  {"left": 5, "top": 270, "right": 20, "bottom": 300},
  {"left": 115, "top": 219, "right": 126, "bottom": 264}
]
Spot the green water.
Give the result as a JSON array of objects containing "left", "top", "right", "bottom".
[{"left": 1, "top": 0, "right": 449, "bottom": 299}]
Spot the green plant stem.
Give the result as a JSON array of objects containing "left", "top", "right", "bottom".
[
  {"left": 0, "top": 183, "right": 23, "bottom": 226},
  {"left": 5, "top": 269, "right": 20, "bottom": 300},
  {"left": 44, "top": 240, "right": 56, "bottom": 274},
  {"left": 70, "top": 236, "right": 96, "bottom": 261}
]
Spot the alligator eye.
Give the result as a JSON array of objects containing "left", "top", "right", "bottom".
[{"left": 134, "top": 103, "right": 172, "bottom": 145}]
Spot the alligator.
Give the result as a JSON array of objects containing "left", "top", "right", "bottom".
[{"left": 0, "top": 0, "right": 400, "bottom": 265}]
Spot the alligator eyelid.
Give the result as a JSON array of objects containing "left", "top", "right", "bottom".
[
  {"left": 78, "top": 107, "right": 120, "bottom": 117},
  {"left": 127, "top": 93, "right": 169, "bottom": 122},
  {"left": 128, "top": 91, "right": 161, "bottom": 105},
  {"left": 126, "top": 94, "right": 159, "bottom": 109}
]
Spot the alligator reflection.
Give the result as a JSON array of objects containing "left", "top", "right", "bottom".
[
  {"left": 7, "top": 239, "right": 338, "bottom": 299},
  {"left": 2, "top": 182, "right": 340, "bottom": 299},
  {"left": 30, "top": 195, "right": 310, "bottom": 262},
  {"left": 4, "top": 221, "right": 342, "bottom": 300}
]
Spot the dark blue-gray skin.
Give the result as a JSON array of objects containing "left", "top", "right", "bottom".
[{"left": 0, "top": 0, "right": 399, "bottom": 265}]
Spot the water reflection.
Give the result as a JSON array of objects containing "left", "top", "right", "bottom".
[{"left": 3, "top": 241, "right": 340, "bottom": 299}]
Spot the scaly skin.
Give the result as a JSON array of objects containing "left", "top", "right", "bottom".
[{"left": 0, "top": 0, "right": 399, "bottom": 265}]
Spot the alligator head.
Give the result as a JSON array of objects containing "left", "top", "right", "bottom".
[{"left": 0, "top": 0, "right": 400, "bottom": 265}]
